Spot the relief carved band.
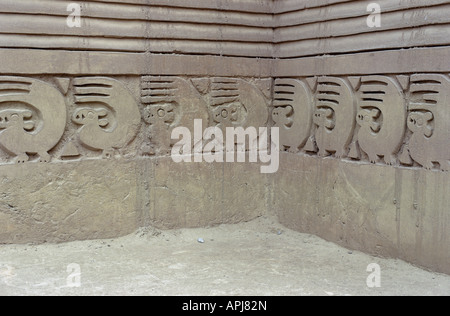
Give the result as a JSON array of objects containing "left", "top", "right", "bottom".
[
  {"left": 272, "top": 74, "right": 449, "bottom": 172},
  {"left": 0, "top": 74, "right": 447, "bottom": 172},
  {"left": 141, "top": 76, "right": 270, "bottom": 155}
]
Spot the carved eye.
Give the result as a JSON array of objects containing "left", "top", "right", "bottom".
[
  {"left": 157, "top": 109, "right": 166, "bottom": 118},
  {"left": 221, "top": 109, "right": 228, "bottom": 118}
]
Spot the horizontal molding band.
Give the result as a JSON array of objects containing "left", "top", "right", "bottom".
[
  {"left": 48, "top": 0, "right": 274, "bottom": 14},
  {"left": 0, "top": 1, "right": 274, "bottom": 27},
  {"left": 275, "top": 4, "right": 450, "bottom": 43},
  {"left": 0, "top": 47, "right": 449, "bottom": 77},
  {"left": 275, "top": 24, "right": 450, "bottom": 58},
  {"left": 275, "top": 0, "right": 450, "bottom": 26},
  {"left": 0, "top": 49, "right": 273, "bottom": 76},
  {"left": 273, "top": 46, "right": 450, "bottom": 77},
  {"left": 0, "top": 14, "right": 273, "bottom": 43},
  {"left": 274, "top": 0, "right": 355, "bottom": 14},
  {"left": 0, "top": 35, "right": 274, "bottom": 57}
]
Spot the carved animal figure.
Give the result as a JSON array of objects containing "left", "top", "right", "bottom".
[
  {"left": 272, "top": 79, "right": 313, "bottom": 153},
  {"left": 142, "top": 103, "right": 175, "bottom": 155},
  {"left": 0, "top": 77, "right": 67, "bottom": 163},
  {"left": 407, "top": 74, "right": 450, "bottom": 171},
  {"left": 356, "top": 76, "right": 406, "bottom": 165},
  {"left": 72, "top": 77, "right": 141, "bottom": 157},
  {"left": 141, "top": 76, "right": 209, "bottom": 152},
  {"left": 211, "top": 78, "right": 268, "bottom": 131},
  {"left": 314, "top": 77, "right": 356, "bottom": 158},
  {"left": 210, "top": 78, "right": 269, "bottom": 150}
]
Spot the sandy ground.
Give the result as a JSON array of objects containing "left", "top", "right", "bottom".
[{"left": 0, "top": 216, "right": 449, "bottom": 296}]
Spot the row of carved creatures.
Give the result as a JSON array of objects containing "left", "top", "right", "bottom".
[{"left": 0, "top": 75, "right": 448, "bottom": 171}]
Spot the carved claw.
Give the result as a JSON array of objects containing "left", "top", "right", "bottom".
[
  {"left": 368, "top": 154, "right": 378, "bottom": 164},
  {"left": 102, "top": 149, "right": 114, "bottom": 159},
  {"left": 38, "top": 152, "right": 51, "bottom": 163},
  {"left": 384, "top": 154, "right": 396, "bottom": 166},
  {"left": 439, "top": 161, "right": 450, "bottom": 172},
  {"left": 15, "top": 153, "right": 29, "bottom": 164},
  {"left": 335, "top": 148, "right": 346, "bottom": 159},
  {"left": 318, "top": 148, "right": 329, "bottom": 157}
]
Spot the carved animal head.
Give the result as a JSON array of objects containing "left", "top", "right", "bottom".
[
  {"left": 143, "top": 104, "right": 175, "bottom": 125},
  {"left": 356, "top": 108, "right": 381, "bottom": 132},
  {"left": 313, "top": 108, "right": 335, "bottom": 130},
  {"left": 272, "top": 106, "right": 293, "bottom": 128},
  {"left": 0, "top": 110, "right": 34, "bottom": 131},
  {"left": 407, "top": 111, "right": 433, "bottom": 137},
  {"left": 213, "top": 104, "right": 239, "bottom": 124},
  {"left": 72, "top": 108, "right": 109, "bottom": 128}
]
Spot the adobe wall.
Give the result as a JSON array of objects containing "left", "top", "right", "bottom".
[
  {"left": 271, "top": 1, "right": 450, "bottom": 275},
  {"left": 0, "top": 1, "right": 448, "bottom": 274}
]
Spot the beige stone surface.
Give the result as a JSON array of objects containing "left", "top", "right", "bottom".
[
  {"left": 147, "top": 157, "right": 266, "bottom": 229},
  {"left": 0, "top": 160, "right": 139, "bottom": 244}
]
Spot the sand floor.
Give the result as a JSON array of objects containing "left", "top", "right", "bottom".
[{"left": 0, "top": 217, "right": 449, "bottom": 296}]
